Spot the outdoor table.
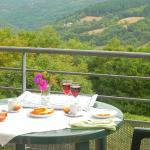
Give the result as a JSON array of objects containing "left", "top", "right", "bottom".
[{"left": 0, "top": 98, "right": 123, "bottom": 150}]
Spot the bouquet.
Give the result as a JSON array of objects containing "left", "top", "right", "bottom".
[{"left": 33, "top": 71, "right": 56, "bottom": 92}]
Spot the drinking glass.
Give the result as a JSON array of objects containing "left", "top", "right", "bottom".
[
  {"left": 61, "top": 80, "right": 72, "bottom": 95},
  {"left": 61, "top": 80, "right": 72, "bottom": 107},
  {"left": 70, "top": 82, "right": 81, "bottom": 115},
  {"left": 70, "top": 82, "right": 81, "bottom": 102},
  {"left": 70, "top": 82, "right": 81, "bottom": 104}
]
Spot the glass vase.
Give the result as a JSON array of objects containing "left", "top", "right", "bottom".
[{"left": 41, "top": 85, "right": 51, "bottom": 107}]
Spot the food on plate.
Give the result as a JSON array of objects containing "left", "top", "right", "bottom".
[
  {"left": 32, "top": 107, "right": 47, "bottom": 114},
  {"left": 96, "top": 113, "right": 111, "bottom": 117},
  {"left": 13, "top": 103, "right": 22, "bottom": 111},
  {"left": 0, "top": 112, "right": 7, "bottom": 122},
  {"left": 31, "top": 107, "right": 55, "bottom": 115},
  {"left": 63, "top": 106, "right": 70, "bottom": 113}
]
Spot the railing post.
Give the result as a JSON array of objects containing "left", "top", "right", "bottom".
[{"left": 22, "top": 52, "right": 26, "bottom": 92}]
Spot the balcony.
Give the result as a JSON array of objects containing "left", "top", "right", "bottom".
[{"left": 0, "top": 46, "right": 150, "bottom": 150}]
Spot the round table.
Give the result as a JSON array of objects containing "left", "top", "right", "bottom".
[{"left": 7, "top": 101, "right": 124, "bottom": 150}]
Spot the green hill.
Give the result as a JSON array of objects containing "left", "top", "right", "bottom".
[
  {"left": 55, "top": 0, "right": 150, "bottom": 47},
  {"left": 0, "top": 0, "right": 104, "bottom": 30},
  {"left": 0, "top": 0, "right": 150, "bottom": 47}
]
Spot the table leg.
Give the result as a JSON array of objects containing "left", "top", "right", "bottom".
[
  {"left": 75, "top": 141, "right": 89, "bottom": 150},
  {"left": 16, "top": 144, "right": 25, "bottom": 150},
  {"left": 95, "top": 137, "right": 107, "bottom": 150}
]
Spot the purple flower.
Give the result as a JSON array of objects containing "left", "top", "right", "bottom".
[
  {"left": 33, "top": 73, "right": 43, "bottom": 85},
  {"left": 39, "top": 79, "right": 47, "bottom": 91}
]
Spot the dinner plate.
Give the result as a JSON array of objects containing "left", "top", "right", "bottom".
[
  {"left": 28, "top": 112, "right": 53, "bottom": 118},
  {"left": 91, "top": 109, "right": 117, "bottom": 119}
]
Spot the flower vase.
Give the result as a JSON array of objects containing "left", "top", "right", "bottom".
[{"left": 41, "top": 85, "right": 51, "bottom": 106}]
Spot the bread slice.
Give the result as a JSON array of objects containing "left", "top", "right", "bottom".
[
  {"left": 39, "top": 108, "right": 55, "bottom": 115},
  {"left": 31, "top": 107, "right": 54, "bottom": 115}
]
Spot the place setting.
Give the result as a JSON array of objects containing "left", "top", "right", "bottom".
[
  {"left": 7, "top": 98, "right": 22, "bottom": 113},
  {"left": 0, "top": 98, "right": 23, "bottom": 123},
  {"left": 90, "top": 108, "right": 118, "bottom": 119},
  {"left": 28, "top": 107, "right": 55, "bottom": 118},
  {"left": 68, "top": 107, "right": 120, "bottom": 131}
]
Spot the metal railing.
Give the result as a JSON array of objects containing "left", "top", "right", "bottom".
[{"left": 0, "top": 46, "right": 150, "bottom": 103}]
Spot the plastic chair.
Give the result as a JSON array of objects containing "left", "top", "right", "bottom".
[{"left": 131, "top": 127, "right": 150, "bottom": 150}]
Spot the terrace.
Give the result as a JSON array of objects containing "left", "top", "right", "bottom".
[{"left": 0, "top": 46, "right": 150, "bottom": 150}]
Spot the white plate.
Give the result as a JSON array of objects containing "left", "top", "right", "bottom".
[
  {"left": 65, "top": 112, "right": 83, "bottom": 117},
  {"left": 8, "top": 110, "right": 20, "bottom": 113},
  {"left": 91, "top": 109, "right": 117, "bottom": 119},
  {"left": 28, "top": 112, "right": 53, "bottom": 118},
  {"left": 92, "top": 113, "right": 113, "bottom": 119},
  {"left": 8, "top": 107, "right": 22, "bottom": 113}
]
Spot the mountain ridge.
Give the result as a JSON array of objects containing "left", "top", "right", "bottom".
[{"left": 0, "top": 0, "right": 104, "bottom": 30}]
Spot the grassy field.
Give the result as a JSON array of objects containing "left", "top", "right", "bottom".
[{"left": 118, "top": 17, "right": 145, "bottom": 26}]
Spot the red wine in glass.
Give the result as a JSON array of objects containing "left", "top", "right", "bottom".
[
  {"left": 61, "top": 80, "right": 72, "bottom": 95},
  {"left": 71, "top": 85, "right": 81, "bottom": 97},
  {"left": 70, "top": 83, "right": 81, "bottom": 116},
  {"left": 62, "top": 82, "right": 71, "bottom": 95}
]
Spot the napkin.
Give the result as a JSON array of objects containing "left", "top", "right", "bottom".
[
  {"left": 17, "top": 91, "right": 41, "bottom": 107},
  {"left": 69, "top": 118, "right": 116, "bottom": 131}
]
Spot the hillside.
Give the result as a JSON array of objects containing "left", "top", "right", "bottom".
[
  {"left": 55, "top": 0, "right": 150, "bottom": 47},
  {"left": 0, "top": 0, "right": 150, "bottom": 47},
  {"left": 0, "top": 0, "right": 104, "bottom": 30}
]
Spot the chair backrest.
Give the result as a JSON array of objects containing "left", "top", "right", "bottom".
[{"left": 131, "top": 127, "right": 150, "bottom": 150}]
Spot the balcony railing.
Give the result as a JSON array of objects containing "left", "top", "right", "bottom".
[
  {"left": 0, "top": 46, "right": 150, "bottom": 150},
  {"left": 0, "top": 46, "right": 150, "bottom": 102}
]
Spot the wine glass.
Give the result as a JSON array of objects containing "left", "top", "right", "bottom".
[
  {"left": 61, "top": 80, "right": 72, "bottom": 95},
  {"left": 70, "top": 82, "right": 81, "bottom": 104},
  {"left": 61, "top": 80, "right": 72, "bottom": 107},
  {"left": 70, "top": 82, "right": 81, "bottom": 102},
  {"left": 70, "top": 82, "right": 81, "bottom": 116}
]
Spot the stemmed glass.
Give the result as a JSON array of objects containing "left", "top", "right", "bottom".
[
  {"left": 61, "top": 80, "right": 72, "bottom": 106},
  {"left": 61, "top": 80, "right": 72, "bottom": 95},
  {"left": 69, "top": 82, "right": 81, "bottom": 116},
  {"left": 70, "top": 82, "right": 81, "bottom": 103}
]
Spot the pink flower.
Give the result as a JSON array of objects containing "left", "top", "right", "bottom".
[
  {"left": 39, "top": 79, "right": 47, "bottom": 91},
  {"left": 33, "top": 73, "right": 43, "bottom": 85}
]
